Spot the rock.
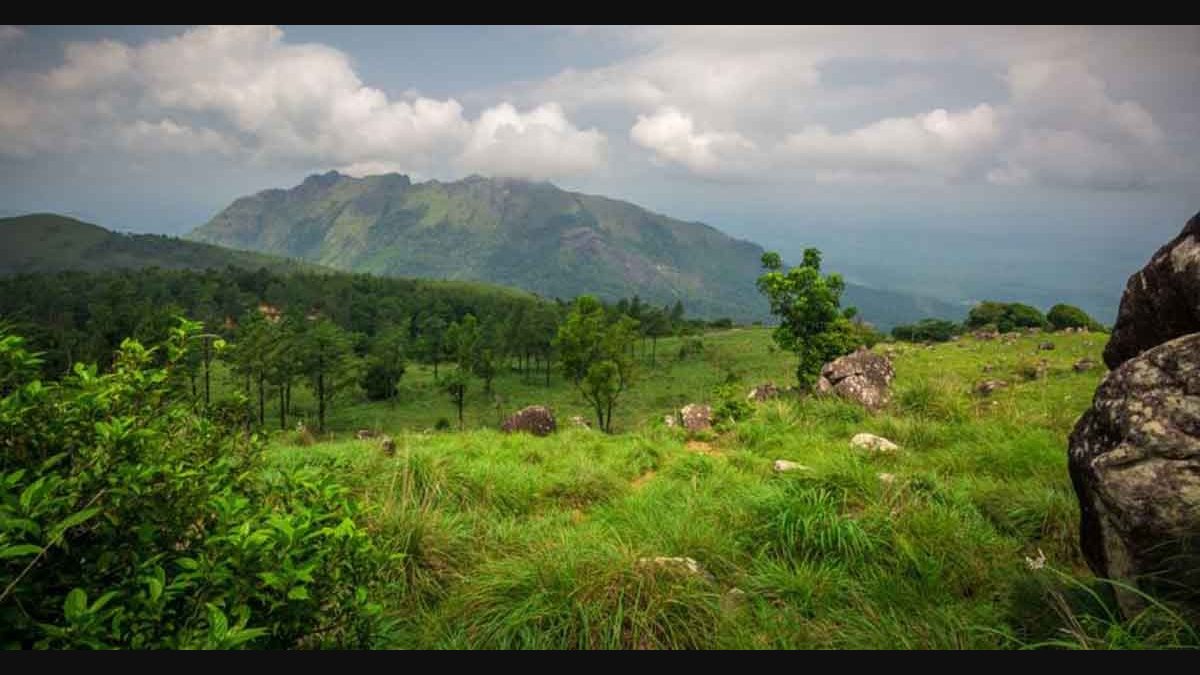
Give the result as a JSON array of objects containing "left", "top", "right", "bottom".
[
  {"left": 500, "top": 405, "right": 556, "bottom": 436},
  {"left": 972, "top": 329, "right": 999, "bottom": 341},
  {"left": 982, "top": 364, "right": 994, "bottom": 373},
  {"left": 974, "top": 379, "right": 1008, "bottom": 396},
  {"left": 747, "top": 382, "right": 780, "bottom": 402},
  {"left": 568, "top": 415, "right": 591, "bottom": 429},
  {"left": 636, "top": 556, "right": 715, "bottom": 582},
  {"left": 1073, "top": 358, "right": 1097, "bottom": 373},
  {"left": 1068, "top": 332, "right": 1200, "bottom": 617},
  {"left": 878, "top": 472, "right": 896, "bottom": 485},
  {"left": 663, "top": 414, "right": 677, "bottom": 428},
  {"left": 722, "top": 587, "right": 748, "bottom": 611},
  {"left": 1025, "top": 327, "right": 1042, "bottom": 335},
  {"left": 1104, "top": 212, "right": 1200, "bottom": 369},
  {"left": 817, "top": 347, "right": 895, "bottom": 411},
  {"left": 679, "top": 403, "right": 713, "bottom": 432},
  {"left": 850, "top": 432, "right": 899, "bottom": 453},
  {"left": 380, "top": 435, "right": 396, "bottom": 456},
  {"left": 773, "top": 459, "right": 811, "bottom": 473},
  {"left": 355, "top": 429, "right": 379, "bottom": 440},
  {"left": 1039, "top": 342, "right": 1055, "bottom": 351}
]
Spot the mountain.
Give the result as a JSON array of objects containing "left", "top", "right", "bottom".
[
  {"left": 0, "top": 213, "right": 320, "bottom": 276},
  {"left": 189, "top": 172, "right": 964, "bottom": 329}
]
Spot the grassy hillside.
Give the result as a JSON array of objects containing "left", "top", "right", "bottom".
[
  {"left": 189, "top": 172, "right": 964, "bottom": 328},
  {"left": 0, "top": 213, "right": 320, "bottom": 275},
  {"left": 213, "top": 327, "right": 1194, "bottom": 649}
]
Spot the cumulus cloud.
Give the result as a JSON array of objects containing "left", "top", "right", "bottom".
[
  {"left": 457, "top": 102, "right": 606, "bottom": 179},
  {"left": 0, "top": 25, "right": 605, "bottom": 181},
  {"left": 524, "top": 26, "right": 1198, "bottom": 191},
  {"left": 630, "top": 107, "right": 758, "bottom": 178}
]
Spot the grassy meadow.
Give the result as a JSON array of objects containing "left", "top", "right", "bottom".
[{"left": 237, "top": 328, "right": 1196, "bottom": 649}]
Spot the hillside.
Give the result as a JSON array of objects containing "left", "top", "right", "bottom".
[
  {"left": 0, "top": 213, "right": 321, "bottom": 276},
  {"left": 255, "top": 327, "right": 1132, "bottom": 648},
  {"left": 188, "top": 172, "right": 964, "bottom": 328}
]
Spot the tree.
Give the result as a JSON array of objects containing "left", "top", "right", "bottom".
[
  {"left": 417, "top": 313, "right": 448, "bottom": 378},
  {"left": 966, "top": 301, "right": 1047, "bottom": 333},
  {"left": 443, "top": 369, "right": 468, "bottom": 431},
  {"left": 296, "top": 318, "right": 359, "bottom": 434},
  {"left": 362, "top": 322, "right": 407, "bottom": 402},
  {"left": 1047, "top": 303, "right": 1103, "bottom": 331},
  {"left": 555, "top": 297, "right": 638, "bottom": 432},
  {"left": 756, "top": 249, "right": 851, "bottom": 388}
]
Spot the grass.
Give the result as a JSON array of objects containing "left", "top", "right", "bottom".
[{"left": 252, "top": 327, "right": 1196, "bottom": 649}]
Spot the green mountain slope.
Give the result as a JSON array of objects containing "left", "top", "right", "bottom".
[
  {"left": 188, "top": 172, "right": 964, "bottom": 328},
  {"left": 0, "top": 213, "right": 320, "bottom": 275}
]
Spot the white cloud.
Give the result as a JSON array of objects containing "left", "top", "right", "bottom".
[
  {"left": 630, "top": 107, "right": 758, "bottom": 178},
  {"left": 0, "top": 25, "right": 25, "bottom": 45},
  {"left": 0, "top": 25, "right": 605, "bottom": 181},
  {"left": 780, "top": 104, "right": 1000, "bottom": 180},
  {"left": 456, "top": 102, "right": 606, "bottom": 179}
]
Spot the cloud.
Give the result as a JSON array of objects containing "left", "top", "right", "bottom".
[
  {"left": 630, "top": 107, "right": 758, "bottom": 178},
  {"left": 519, "top": 26, "right": 1198, "bottom": 190},
  {"left": 0, "top": 25, "right": 24, "bottom": 45},
  {"left": 457, "top": 102, "right": 606, "bottom": 179},
  {"left": 0, "top": 25, "right": 605, "bottom": 180}
]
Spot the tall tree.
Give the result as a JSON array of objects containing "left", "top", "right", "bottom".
[
  {"left": 296, "top": 318, "right": 359, "bottom": 434},
  {"left": 756, "top": 249, "right": 850, "bottom": 388},
  {"left": 555, "top": 297, "right": 638, "bottom": 432}
]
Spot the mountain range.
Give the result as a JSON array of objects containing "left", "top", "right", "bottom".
[{"left": 187, "top": 172, "right": 965, "bottom": 328}]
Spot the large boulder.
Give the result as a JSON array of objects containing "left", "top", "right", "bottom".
[
  {"left": 500, "top": 405, "right": 556, "bottom": 437},
  {"left": 816, "top": 347, "right": 895, "bottom": 410},
  {"left": 1104, "top": 212, "right": 1200, "bottom": 369},
  {"left": 1068, "top": 332, "right": 1200, "bottom": 617},
  {"left": 679, "top": 404, "right": 713, "bottom": 432}
]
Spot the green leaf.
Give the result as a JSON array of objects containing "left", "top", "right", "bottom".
[
  {"left": 206, "top": 603, "right": 228, "bottom": 639},
  {"left": 287, "top": 586, "right": 310, "bottom": 601},
  {"left": 145, "top": 577, "right": 163, "bottom": 602},
  {"left": 176, "top": 557, "right": 199, "bottom": 571},
  {"left": 64, "top": 588, "right": 87, "bottom": 622},
  {"left": 0, "top": 544, "right": 42, "bottom": 559},
  {"left": 49, "top": 506, "right": 101, "bottom": 540}
]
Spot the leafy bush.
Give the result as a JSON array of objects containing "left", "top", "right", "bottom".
[
  {"left": 966, "top": 302, "right": 1047, "bottom": 333},
  {"left": 1046, "top": 304, "right": 1103, "bottom": 332},
  {"left": 677, "top": 337, "right": 705, "bottom": 360},
  {"left": 0, "top": 320, "right": 390, "bottom": 649},
  {"left": 361, "top": 362, "right": 400, "bottom": 401},
  {"left": 892, "top": 318, "right": 961, "bottom": 343},
  {"left": 434, "top": 417, "right": 451, "bottom": 431},
  {"left": 711, "top": 383, "right": 754, "bottom": 427}
]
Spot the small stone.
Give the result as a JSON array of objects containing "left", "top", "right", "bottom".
[
  {"left": 773, "top": 459, "right": 811, "bottom": 473},
  {"left": 850, "top": 433, "right": 899, "bottom": 453},
  {"left": 878, "top": 472, "right": 896, "bottom": 485}
]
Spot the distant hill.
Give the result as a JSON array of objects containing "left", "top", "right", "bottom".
[
  {"left": 0, "top": 213, "right": 320, "bottom": 276},
  {"left": 188, "top": 172, "right": 963, "bottom": 328}
]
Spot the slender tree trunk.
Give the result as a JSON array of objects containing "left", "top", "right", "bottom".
[
  {"left": 279, "top": 384, "right": 286, "bottom": 430},
  {"left": 258, "top": 371, "right": 265, "bottom": 426},
  {"left": 433, "top": 357, "right": 439, "bottom": 379},
  {"left": 652, "top": 336, "right": 657, "bottom": 365},
  {"left": 545, "top": 353, "right": 551, "bottom": 387},
  {"left": 285, "top": 382, "right": 291, "bottom": 418},
  {"left": 203, "top": 337, "right": 211, "bottom": 406},
  {"left": 317, "top": 372, "right": 326, "bottom": 434}
]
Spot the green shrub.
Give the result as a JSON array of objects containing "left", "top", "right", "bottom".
[
  {"left": 1046, "top": 304, "right": 1103, "bottom": 332},
  {"left": 892, "top": 318, "right": 961, "bottom": 343},
  {"left": 0, "top": 320, "right": 390, "bottom": 649},
  {"left": 966, "top": 301, "right": 1047, "bottom": 333}
]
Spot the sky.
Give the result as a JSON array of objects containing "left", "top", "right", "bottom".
[{"left": 1, "top": 25, "right": 1198, "bottom": 321}]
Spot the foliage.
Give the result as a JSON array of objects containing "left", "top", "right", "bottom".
[
  {"left": 555, "top": 297, "right": 638, "bottom": 432},
  {"left": 1046, "top": 304, "right": 1104, "bottom": 332},
  {"left": 755, "top": 249, "right": 854, "bottom": 388},
  {"left": 0, "top": 320, "right": 387, "bottom": 649},
  {"left": 892, "top": 318, "right": 961, "bottom": 343},
  {"left": 966, "top": 301, "right": 1048, "bottom": 333}
]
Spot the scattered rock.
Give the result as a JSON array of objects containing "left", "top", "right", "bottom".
[
  {"left": 772, "top": 459, "right": 811, "bottom": 473},
  {"left": 982, "top": 364, "right": 995, "bottom": 373},
  {"left": 636, "top": 556, "right": 715, "bottom": 582},
  {"left": 877, "top": 472, "right": 896, "bottom": 485},
  {"left": 679, "top": 403, "right": 713, "bottom": 432},
  {"left": 746, "top": 382, "right": 780, "bottom": 402},
  {"left": 1025, "top": 327, "right": 1042, "bottom": 335},
  {"left": 380, "top": 435, "right": 396, "bottom": 456},
  {"left": 568, "top": 415, "right": 591, "bottom": 429},
  {"left": 663, "top": 414, "right": 677, "bottom": 428},
  {"left": 850, "top": 432, "right": 899, "bottom": 453},
  {"left": 972, "top": 329, "right": 999, "bottom": 341},
  {"left": 1073, "top": 358, "right": 1097, "bottom": 373},
  {"left": 1039, "top": 342, "right": 1055, "bottom": 351},
  {"left": 816, "top": 347, "right": 895, "bottom": 411},
  {"left": 500, "top": 405, "right": 556, "bottom": 436},
  {"left": 722, "top": 587, "right": 748, "bottom": 611},
  {"left": 1068, "top": 332, "right": 1200, "bottom": 618},
  {"left": 1104, "top": 211, "right": 1200, "bottom": 369},
  {"left": 974, "top": 379, "right": 1008, "bottom": 396},
  {"left": 355, "top": 429, "right": 379, "bottom": 440}
]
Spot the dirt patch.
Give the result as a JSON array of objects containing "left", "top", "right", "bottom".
[
  {"left": 685, "top": 440, "right": 723, "bottom": 457},
  {"left": 631, "top": 470, "right": 657, "bottom": 490}
]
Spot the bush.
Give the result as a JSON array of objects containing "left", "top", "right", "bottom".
[
  {"left": 966, "top": 301, "right": 1046, "bottom": 333},
  {"left": 1046, "top": 304, "right": 1103, "bottom": 332},
  {"left": 434, "top": 417, "right": 451, "bottom": 431},
  {"left": 892, "top": 318, "right": 960, "bottom": 343},
  {"left": 0, "top": 320, "right": 389, "bottom": 649},
  {"left": 361, "top": 362, "right": 400, "bottom": 401},
  {"left": 677, "top": 337, "right": 705, "bottom": 360}
]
